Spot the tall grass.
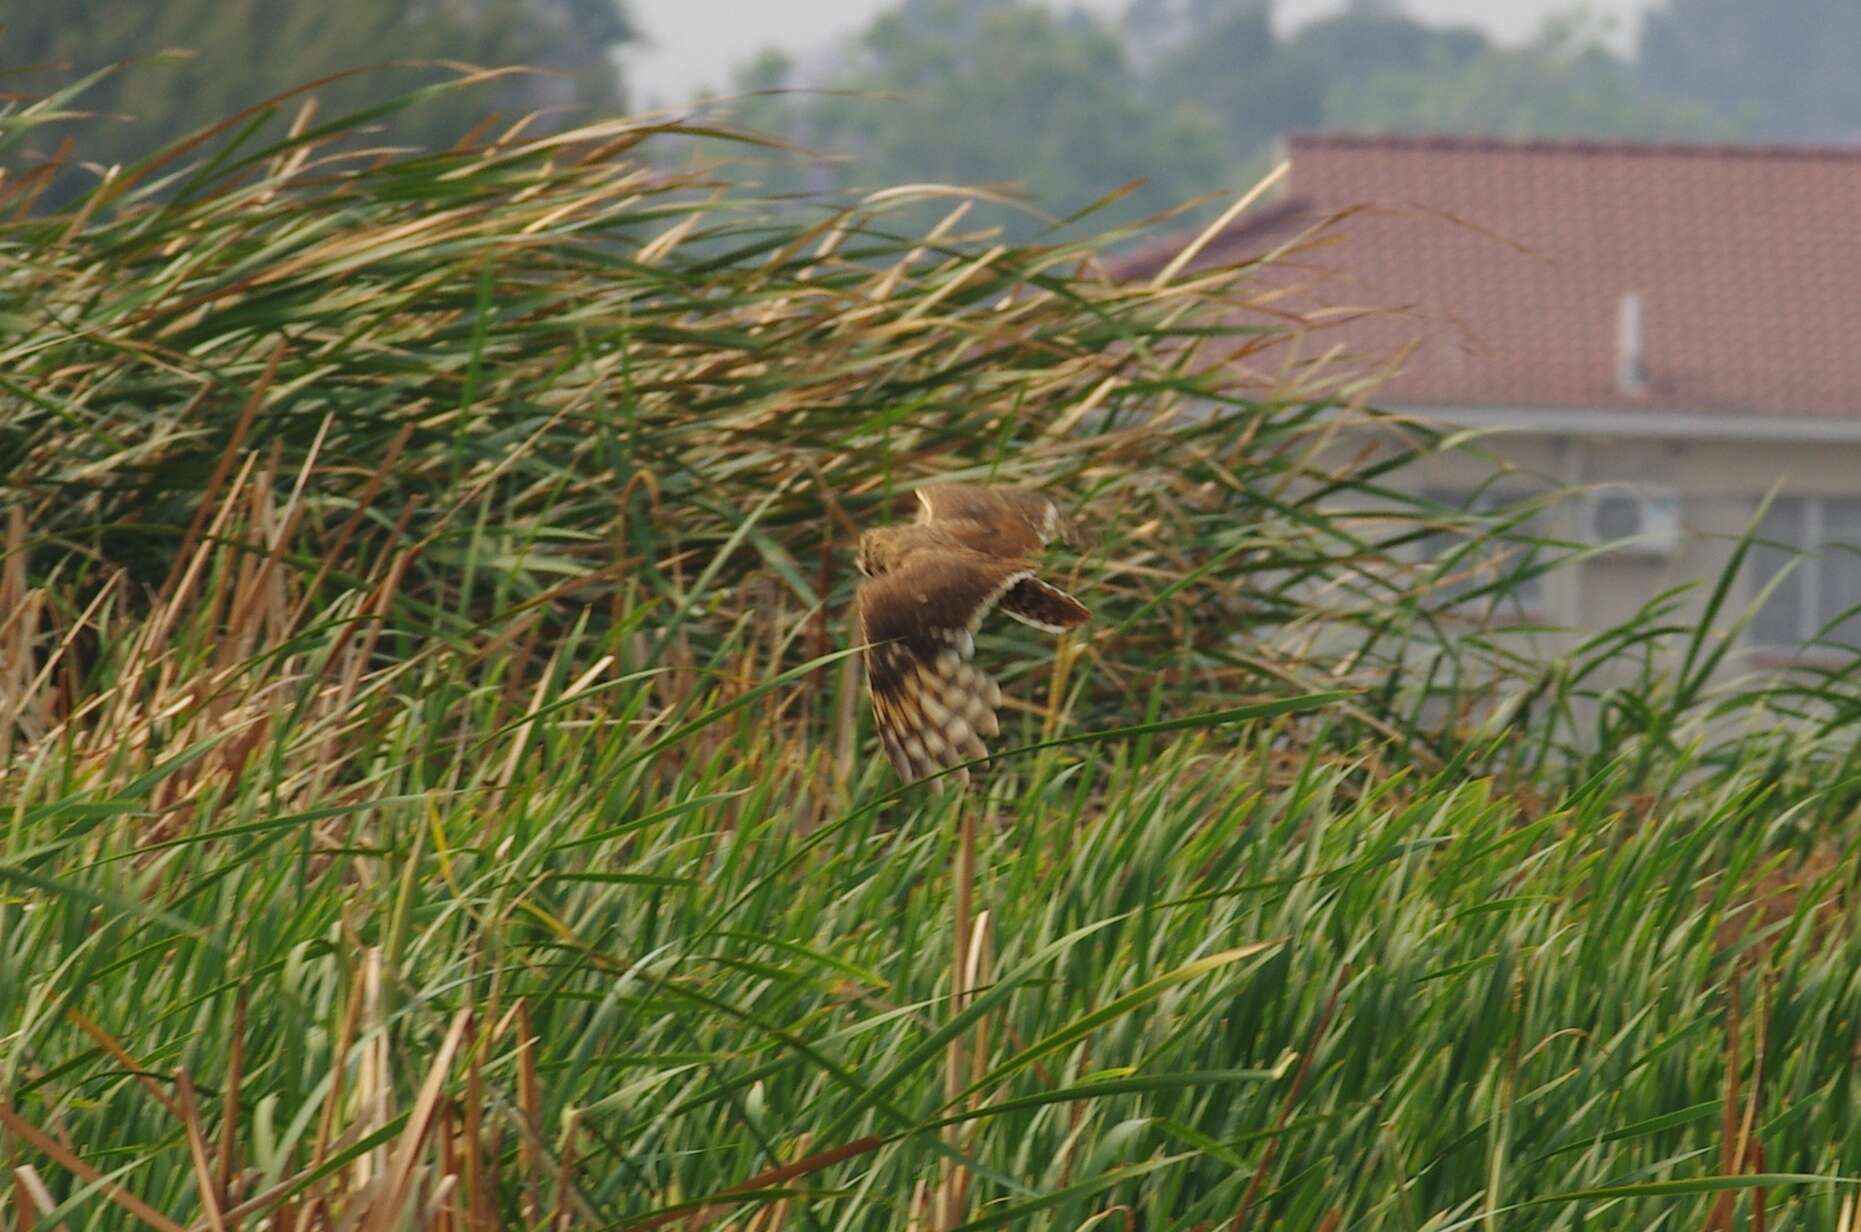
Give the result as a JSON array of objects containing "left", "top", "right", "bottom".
[{"left": 3, "top": 65, "right": 1859, "bottom": 1229}]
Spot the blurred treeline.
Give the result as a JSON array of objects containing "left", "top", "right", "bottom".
[
  {"left": 8, "top": 0, "right": 1861, "bottom": 231},
  {"left": 4, "top": 0, "right": 636, "bottom": 206},
  {"left": 721, "top": 0, "right": 1861, "bottom": 236}
]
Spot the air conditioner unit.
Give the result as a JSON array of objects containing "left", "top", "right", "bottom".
[{"left": 1586, "top": 488, "right": 1682, "bottom": 556}]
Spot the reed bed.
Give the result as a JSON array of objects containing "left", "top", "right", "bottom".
[{"left": 2, "top": 66, "right": 1859, "bottom": 1229}]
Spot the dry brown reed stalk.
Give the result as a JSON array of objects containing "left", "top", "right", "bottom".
[
  {"left": 4, "top": 997, "right": 524, "bottom": 1231},
  {"left": 1, "top": 505, "right": 36, "bottom": 766},
  {"left": 0, "top": 449, "right": 446, "bottom": 840},
  {"left": 621, "top": 1134, "right": 888, "bottom": 1232},
  {"left": 932, "top": 790, "right": 994, "bottom": 1231},
  {"left": 64, "top": 1008, "right": 184, "bottom": 1122},
  {"left": 176, "top": 1069, "right": 228, "bottom": 1232},
  {"left": 363, "top": 1009, "right": 471, "bottom": 1232},
  {"left": 13, "top": 1162, "right": 54, "bottom": 1228},
  {"left": 0, "top": 1100, "right": 187, "bottom": 1232},
  {"left": 937, "top": 800, "right": 982, "bottom": 1232},
  {"left": 950, "top": 907, "right": 994, "bottom": 1224},
  {"left": 516, "top": 999, "right": 545, "bottom": 1226}
]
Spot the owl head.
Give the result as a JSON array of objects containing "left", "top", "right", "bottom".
[{"left": 855, "top": 525, "right": 914, "bottom": 578}]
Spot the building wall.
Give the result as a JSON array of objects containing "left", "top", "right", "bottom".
[{"left": 1405, "top": 423, "right": 1861, "bottom": 660}]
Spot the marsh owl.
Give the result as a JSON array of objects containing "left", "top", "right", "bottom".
[{"left": 855, "top": 484, "right": 1089, "bottom": 790}]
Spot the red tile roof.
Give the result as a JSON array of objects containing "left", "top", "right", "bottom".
[{"left": 1112, "top": 133, "right": 1861, "bottom": 417}]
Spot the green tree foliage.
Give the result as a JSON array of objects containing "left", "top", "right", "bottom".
[
  {"left": 716, "top": 0, "right": 1751, "bottom": 245},
  {"left": 1639, "top": 0, "right": 1861, "bottom": 140},
  {"left": 1138, "top": 2, "right": 1321, "bottom": 171},
  {"left": 6, "top": 0, "right": 634, "bottom": 200},
  {"left": 1326, "top": 16, "right": 1727, "bottom": 141},
  {"left": 724, "top": 0, "right": 1229, "bottom": 240},
  {"left": 1143, "top": 1, "right": 1492, "bottom": 167}
]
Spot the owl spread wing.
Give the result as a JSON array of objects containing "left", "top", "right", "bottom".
[
  {"left": 857, "top": 550, "right": 1036, "bottom": 790},
  {"left": 915, "top": 485, "right": 1070, "bottom": 559},
  {"left": 996, "top": 575, "right": 1091, "bottom": 633}
]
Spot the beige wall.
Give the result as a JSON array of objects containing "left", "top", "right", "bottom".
[{"left": 1406, "top": 424, "right": 1861, "bottom": 658}]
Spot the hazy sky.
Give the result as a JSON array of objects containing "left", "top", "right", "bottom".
[{"left": 622, "top": 0, "right": 1656, "bottom": 105}]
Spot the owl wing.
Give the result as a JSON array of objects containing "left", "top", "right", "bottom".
[
  {"left": 857, "top": 550, "right": 1033, "bottom": 790},
  {"left": 997, "top": 575, "right": 1091, "bottom": 633},
  {"left": 914, "top": 485, "right": 1071, "bottom": 557}
]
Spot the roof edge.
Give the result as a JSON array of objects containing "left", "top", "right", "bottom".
[
  {"left": 1389, "top": 404, "right": 1861, "bottom": 441},
  {"left": 1286, "top": 130, "right": 1861, "bottom": 163}
]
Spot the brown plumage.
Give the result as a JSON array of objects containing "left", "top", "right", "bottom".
[{"left": 855, "top": 484, "right": 1089, "bottom": 790}]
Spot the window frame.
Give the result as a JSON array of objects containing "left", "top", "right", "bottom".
[{"left": 1746, "top": 493, "right": 1861, "bottom": 654}]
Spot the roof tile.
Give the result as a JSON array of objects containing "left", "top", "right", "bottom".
[{"left": 1113, "top": 133, "right": 1861, "bottom": 416}]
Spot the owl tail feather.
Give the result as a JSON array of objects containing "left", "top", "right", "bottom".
[{"left": 999, "top": 577, "right": 1090, "bottom": 634}]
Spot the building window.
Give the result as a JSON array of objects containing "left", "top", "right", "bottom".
[
  {"left": 1748, "top": 495, "right": 1861, "bottom": 648},
  {"left": 1417, "top": 487, "right": 1548, "bottom": 615}
]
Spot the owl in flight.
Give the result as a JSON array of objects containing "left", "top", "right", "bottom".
[{"left": 856, "top": 485, "right": 1090, "bottom": 790}]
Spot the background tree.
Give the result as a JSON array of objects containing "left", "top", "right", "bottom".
[
  {"left": 708, "top": 0, "right": 1762, "bottom": 248},
  {"left": 1138, "top": 1, "right": 1318, "bottom": 174},
  {"left": 6, "top": 0, "right": 635, "bottom": 201},
  {"left": 1638, "top": 0, "right": 1861, "bottom": 141},
  {"left": 1142, "top": 0, "right": 1492, "bottom": 170},
  {"left": 735, "top": 0, "right": 1229, "bottom": 241},
  {"left": 1327, "top": 14, "right": 1727, "bottom": 141}
]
